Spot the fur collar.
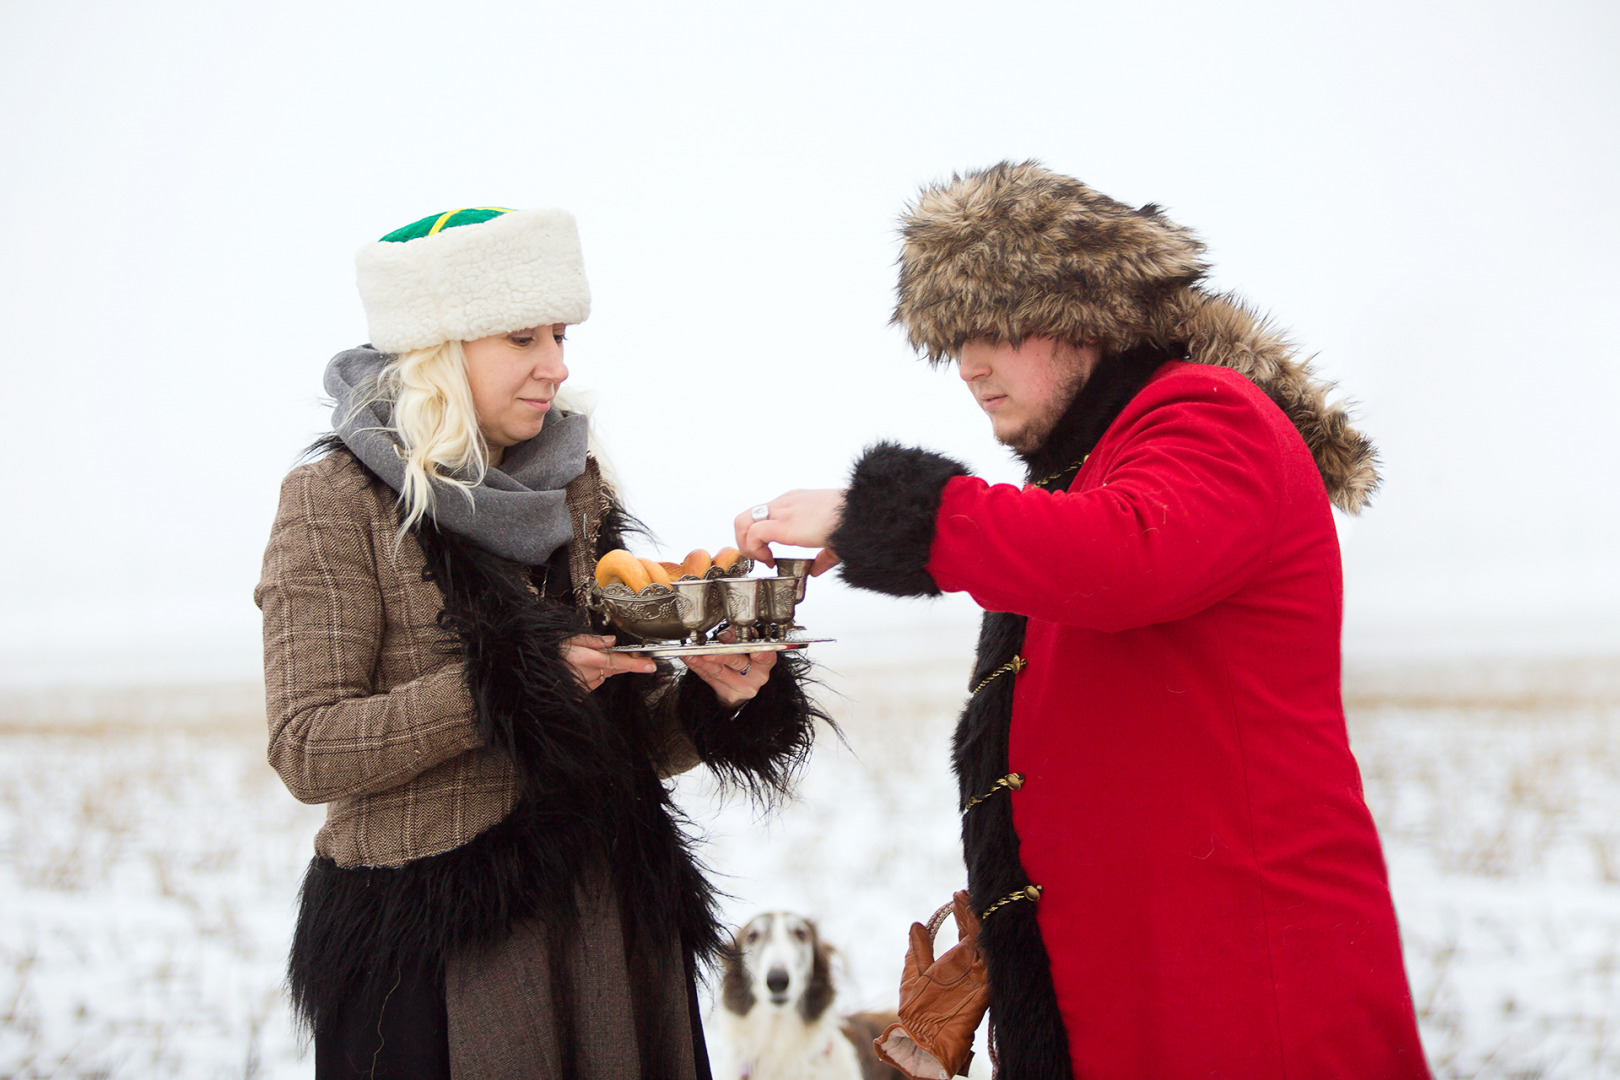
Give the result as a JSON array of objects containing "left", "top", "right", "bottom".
[{"left": 1166, "top": 289, "right": 1379, "bottom": 513}]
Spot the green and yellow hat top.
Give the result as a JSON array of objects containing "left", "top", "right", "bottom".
[{"left": 357, "top": 206, "right": 590, "bottom": 353}]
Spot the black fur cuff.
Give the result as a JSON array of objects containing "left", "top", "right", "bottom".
[
  {"left": 676, "top": 652, "right": 826, "bottom": 801},
  {"left": 830, "top": 442, "right": 970, "bottom": 597}
]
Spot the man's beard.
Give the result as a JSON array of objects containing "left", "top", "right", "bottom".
[
  {"left": 1011, "top": 342, "right": 1182, "bottom": 476},
  {"left": 1001, "top": 361, "right": 1090, "bottom": 456}
]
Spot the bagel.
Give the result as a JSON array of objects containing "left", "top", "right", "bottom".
[
  {"left": 713, "top": 547, "right": 742, "bottom": 571},
  {"left": 640, "top": 558, "right": 674, "bottom": 587},
  {"left": 595, "top": 549, "right": 651, "bottom": 592},
  {"left": 681, "top": 549, "right": 712, "bottom": 578}
]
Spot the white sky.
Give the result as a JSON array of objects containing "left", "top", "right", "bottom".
[{"left": 2, "top": 0, "right": 1617, "bottom": 685}]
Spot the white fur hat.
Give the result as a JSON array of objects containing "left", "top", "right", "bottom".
[{"left": 355, "top": 207, "right": 591, "bottom": 353}]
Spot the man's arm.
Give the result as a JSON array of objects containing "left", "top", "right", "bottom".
[{"left": 833, "top": 380, "right": 1290, "bottom": 630}]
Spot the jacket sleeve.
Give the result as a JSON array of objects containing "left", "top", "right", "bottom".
[
  {"left": 627, "top": 667, "right": 702, "bottom": 780},
  {"left": 255, "top": 465, "right": 483, "bottom": 805},
  {"left": 837, "top": 382, "right": 1288, "bottom": 631}
]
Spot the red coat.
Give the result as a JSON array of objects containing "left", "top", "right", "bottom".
[{"left": 926, "top": 362, "right": 1429, "bottom": 1079}]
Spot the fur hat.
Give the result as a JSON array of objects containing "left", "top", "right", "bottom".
[
  {"left": 894, "top": 161, "right": 1207, "bottom": 361},
  {"left": 893, "top": 161, "right": 1379, "bottom": 513},
  {"left": 356, "top": 207, "right": 590, "bottom": 353}
]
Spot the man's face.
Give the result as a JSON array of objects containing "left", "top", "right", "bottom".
[{"left": 958, "top": 335, "right": 1101, "bottom": 453}]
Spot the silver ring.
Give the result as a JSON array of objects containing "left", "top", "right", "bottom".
[
  {"left": 750, "top": 504, "right": 770, "bottom": 521},
  {"left": 739, "top": 663, "right": 752, "bottom": 676}
]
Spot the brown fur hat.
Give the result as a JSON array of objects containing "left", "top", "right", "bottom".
[
  {"left": 892, "top": 161, "right": 1380, "bottom": 513},
  {"left": 895, "top": 160, "right": 1207, "bottom": 361}
]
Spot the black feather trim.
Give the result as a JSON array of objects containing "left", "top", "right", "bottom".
[
  {"left": 423, "top": 516, "right": 730, "bottom": 967},
  {"left": 953, "top": 611, "right": 1074, "bottom": 1077},
  {"left": 289, "top": 518, "right": 724, "bottom": 1045},
  {"left": 830, "top": 442, "right": 970, "bottom": 597},
  {"left": 299, "top": 431, "right": 348, "bottom": 464},
  {"left": 287, "top": 791, "right": 624, "bottom": 1040},
  {"left": 675, "top": 651, "right": 829, "bottom": 803}
]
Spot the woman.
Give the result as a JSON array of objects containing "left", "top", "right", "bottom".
[{"left": 255, "top": 206, "right": 822, "bottom": 1079}]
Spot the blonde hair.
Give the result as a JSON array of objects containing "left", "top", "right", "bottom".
[
  {"left": 348, "top": 340, "right": 609, "bottom": 538},
  {"left": 374, "top": 340, "right": 486, "bottom": 535}
]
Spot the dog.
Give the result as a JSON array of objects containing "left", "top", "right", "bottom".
[{"left": 711, "top": 912, "right": 903, "bottom": 1080}]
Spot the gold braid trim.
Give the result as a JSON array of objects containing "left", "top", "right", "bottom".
[
  {"left": 970, "top": 655, "right": 1026, "bottom": 696},
  {"left": 965, "top": 458, "right": 1070, "bottom": 926},
  {"left": 982, "top": 884, "right": 1043, "bottom": 920},
  {"left": 1032, "top": 453, "right": 1090, "bottom": 490},
  {"left": 962, "top": 772, "right": 1025, "bottom": 815}
]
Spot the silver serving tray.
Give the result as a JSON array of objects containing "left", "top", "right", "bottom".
[{"left": 605, "top": 637, "right": 834, "bottom": 658}]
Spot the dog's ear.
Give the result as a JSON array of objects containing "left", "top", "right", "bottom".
[
  {"left": 798, "top": 924, "right": 838, "bottom": 1023},
  {"left": 719, "top": 936, "right": 756, "bottom": 1016},
  {"left": 821, "top": 938, "right": 854, "bottom": 999}
]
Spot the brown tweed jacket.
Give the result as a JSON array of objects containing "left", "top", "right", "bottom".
[{"left": 254, "top": 448, "right": 699, "bottom": 869}]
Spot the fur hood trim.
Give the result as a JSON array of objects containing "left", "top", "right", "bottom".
[
  {"left": 1168, "top": 289, "right": 1379, "bottom": 513},
  {"left": 892, "top": 161, "right": 1379, "bottom": 513}
]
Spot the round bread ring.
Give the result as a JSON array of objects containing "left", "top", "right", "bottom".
[
  {"left": 595, "top": 549, "right": 651, "bottom": 593},
  {"left": 681, "top": 549, "right": 712, "bottom": 578},
  {"left": 640, "top": 558, "right": 674, "bottom": 587},
  {"left": 713, "top": 547, "right": 742, "bottom": 572}
]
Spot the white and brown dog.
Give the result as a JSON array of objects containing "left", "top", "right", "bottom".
[{"left": 711, "top": 912, "right": 901, "bottom": 1080}]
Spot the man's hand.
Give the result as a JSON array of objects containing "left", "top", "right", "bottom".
[{"left": 732, "top": 489, "right": 846, "bottom": 575}]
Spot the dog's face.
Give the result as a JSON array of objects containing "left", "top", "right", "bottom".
[{"left": 721, "top": 912, "right": 836, "bottom": 1022}]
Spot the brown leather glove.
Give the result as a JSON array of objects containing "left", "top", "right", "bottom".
[{"left": 873, "top": 890, "right": 990, "bottom": 1080}]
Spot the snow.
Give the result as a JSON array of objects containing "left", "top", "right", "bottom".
[{"left": 1, "top": 656, "right": 1617, "bottom": 1078}]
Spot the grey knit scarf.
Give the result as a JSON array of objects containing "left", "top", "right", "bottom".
[{"left": 324, "top": 346, "right": 588, "bottom": 565}]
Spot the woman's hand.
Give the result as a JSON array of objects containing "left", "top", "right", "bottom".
[
  {"left": 733, "top": 489, "right": 847, "bottom": 575},
  {"left": 684, "top": 648, "right": 777, "bottom": 708},
  {"left": 562, "top": 634, "right": 657, "bottom": 692}
]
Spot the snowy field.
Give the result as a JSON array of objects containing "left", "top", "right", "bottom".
[{"left": 1, "top": 655, "right": 1617, "bottom": 1079}]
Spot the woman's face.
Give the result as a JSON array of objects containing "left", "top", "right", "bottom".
[{"left": 462, "top": 323, "right": 569, "bottom": 462}]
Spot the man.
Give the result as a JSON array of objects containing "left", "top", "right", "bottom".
[{"left": 736, "top": 162, "right": 1430, "bottom": 1078}]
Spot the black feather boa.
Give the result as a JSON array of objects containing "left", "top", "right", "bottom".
[
  {"left": 287, "top": 457, "right": 823, "bottom": 1063},
  {"left": 831, "top": 343, "right": 1177, "bottom": 1077}
]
